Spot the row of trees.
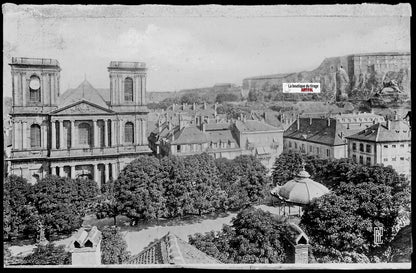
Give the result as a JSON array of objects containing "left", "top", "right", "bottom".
[
  {"left": 3, "top": 175, "right": 99, "bottom": 241},
  {"left": 271, "top": 152, "right": 411, "bottom": 263},
  {"left": 100, "top": 154, "right": 271, "bottom": 224}
]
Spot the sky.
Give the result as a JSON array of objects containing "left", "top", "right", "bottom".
[{"left": 2, "top": 5, "right": 410, "bottom": 97}]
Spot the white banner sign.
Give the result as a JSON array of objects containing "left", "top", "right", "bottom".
[{"left": 283, "top": 83, "right": 320, "bottom": 93}]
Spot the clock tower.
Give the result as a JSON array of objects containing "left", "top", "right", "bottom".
[
  {"left": 10, "top": 57, "right": 61, "bottom": 114},
  {"left": 9, "top": 57, "right": 61, "bottom": 183}
]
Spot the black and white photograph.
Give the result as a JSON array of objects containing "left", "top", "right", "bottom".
[{"left": 2, "top": 3, "right": 412, "bottom": 269}]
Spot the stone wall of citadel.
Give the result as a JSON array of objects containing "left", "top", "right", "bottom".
[{"left": 242, "top": 52, "right": 410, "bottom": 95}]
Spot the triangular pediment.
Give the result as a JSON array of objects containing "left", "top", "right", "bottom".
[{"left": 51, "top": 100, "right": 113, "bottom": 115}]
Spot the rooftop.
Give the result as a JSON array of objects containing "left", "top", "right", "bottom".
[
  {"left": 127, "top": 232, "right": 220, "bottom": 264},
  {"left": 235, "top": 119, "right": 282, "bottom": 133},
  {"left": 346, "top": 119, "right": 411, "bottom": 142},
  {"left": 172, "top": 126, "right": 208, "bottom": 145},
  {"left": 58, "top": 80, "right": 108, "bottom": 109},
  {"left": 270, "top": 169, "right": 330, "bottom": 205},
  {"left": 284, "top": 117, "right": 361, "bottom": 146}
]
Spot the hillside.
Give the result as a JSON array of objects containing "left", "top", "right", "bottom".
[{"left": 242, "top": 52, "right": 411, "bottom": 100}]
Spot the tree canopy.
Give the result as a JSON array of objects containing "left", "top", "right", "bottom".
[
  {"left": 101, "top": 226, "right": 131, "bottom": 264},
  {"left": 189, "top": 207, "right": 290, "bottom": 263},
  {"left": 3, "top": 175, "right": 35, "bottom": 240}
]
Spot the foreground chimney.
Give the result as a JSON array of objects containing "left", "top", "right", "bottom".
[
  {"left": 284, "top": 223, "right": 309, "bottom": 264},
  {"left": 70, "top": 226, "right": 102, "bottom": 266}
]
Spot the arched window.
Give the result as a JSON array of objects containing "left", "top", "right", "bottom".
[
  {"left": 78, "top": 123, "right": 91, "bottom": 146},
  {"left": 30, "top": 124, "right": 41, "bottom": 148},
  {"left": 124, "top": 77, "right": 133, "bottom": 102},
  {"left": 29, "top": 75, "right": 41, "bottom": 102},
  {"left": 124, "top": 122, "right": 134, "bottom": 143}
]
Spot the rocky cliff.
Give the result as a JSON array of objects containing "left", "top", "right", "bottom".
[{"left": 243, "top": 52, "right": 410, "bottom": 101}]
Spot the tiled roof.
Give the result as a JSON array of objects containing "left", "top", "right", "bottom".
[
  {"left": 205, "top": 130, "right": 238, "bottom": 146},
  {"left": 172, "top": 126, "right": 208, "bottom": 145},
  {"left": 205, "top": 122, "right": 230, "bottom": 131},
  {"left": 127, "top": 232, "right": 220, "bottom": 264},
  {"left": 58, "top": 80, "right": 108, "bottom": 109},
  {"left": 346, "top": 120, "right": 411, "bottom": 142},
  {"left": 235, "top": 120, "right": 282, "bottom": 132},
  {"left": 284, "top": 118, "right": 354, "bottom": 146}
]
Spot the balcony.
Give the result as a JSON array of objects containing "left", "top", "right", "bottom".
[
  {"left": 11, "top": 149, "right": 48, "bottom": 159},
  {"left": 11, "top": 57, "right": 60, "bottom": 67},
  {"left": 49, "top": 145, "right": 151, "bottom": 158}
]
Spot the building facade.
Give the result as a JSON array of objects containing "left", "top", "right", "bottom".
[
  {"left": 149, "top": 114, "right": 284, "bottom": 169},
  {"left": 8, "top": 57, "right": 151, "bottom": 186},
  {"left": 283, "top": 113, "right": 385, "bottom": 159},
  {"left": 346, "top": 118, "right": 411, "bottom": 176}
]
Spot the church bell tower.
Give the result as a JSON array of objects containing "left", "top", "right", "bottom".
[{"left": 107, "top": 61, "right": 147, "bottom": 112}]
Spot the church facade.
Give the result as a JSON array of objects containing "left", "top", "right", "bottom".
[{"left": 8, "top": 57, "right": 151, "bottom": 186}]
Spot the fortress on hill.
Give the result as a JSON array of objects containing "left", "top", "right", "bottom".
[{"left": 242, "top": 52, "right": 411, "bottom": 98}]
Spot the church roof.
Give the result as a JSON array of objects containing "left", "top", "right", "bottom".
[
  {"left": 270, "top": 169, "right": 330, "bottom": 205},
  {"left": 58, "top": 80, "right": 108, "bottom": 109},
  {"left": 126, "top": 232, "right": 220, "bottom": 264}
]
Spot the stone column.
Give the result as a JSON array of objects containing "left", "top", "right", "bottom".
[
  {"left": 22, "top": 74, "right": 27, "bottom": 106},
  {"left": 70, "top": 165, "right": 76, "bottom": 179},
  {"left": 42, "top": 123, "right": 48, "bottom": 149},
  {"left": 71, "top": 120, "right": 76, "bottom": 148},
  {"left": 119, "top": 119, "right": 123, "bottom": 144},
  {"left": 59, "top": 120, "right": 64, "bottom": 149},
  {"left": 110, "top": 163, "right": 115, "bottom": 180},
  {"left": 111, "top": 120, "right": 116, "bottom": 146},
  {"left": 104, "top": 163, "right": 109, "bottom": 184},
  {"left": 142, "top": 76, "right": 146, "bottom": 105},
  {"left": 22, "top": 121, "right": 27, "bottom": 149},
  {"left": 42, "top": 73, "right": 49, "bottom": 106},
  {"left": 57, "top": 166, "right": 62, "bottom": 177},
  {"left": 104, "top": 120, "right": 108, "bottom": 147},
  {"left": 142, "top": 119, "right": 147, "bottom": 145},
  {"left": 134, "top": 118, "right": 138, "bottom": 145},
  {"left": 11, "top": 120, "right": 16, "bottom": 149},
  {"left": 93, "top": 164, "right": 100, "bottom": 189},
  {"left": 93, "top": 119, "right": 98, "bottom": 148},
  {"left": 51, "top": 166, "right": 56, "bottom": 175},
  {"left": 51, "top": 120, "right": 56, "bottom": 149}
]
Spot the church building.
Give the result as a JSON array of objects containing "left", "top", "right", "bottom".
[{"left": 8, "top": 57, "right": 151, "bottom": 186}]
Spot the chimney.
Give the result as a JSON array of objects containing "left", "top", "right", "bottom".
[
  {"left": 158, "top": 118, "right": 162, "bottom": 133},
  {"left": 193, "top": 102, "right": 196, "bottom": 110},
  {"left": 309, "top": 117, "right": 312, "bottom": 125},
  {"left": 168, "top": 121, "right": 172, "bottom": 131},
  {"left": 297, "top": 114, "right": 300, "bottom": 130},
  {"left": 172, "top": 103, "right": 175, "bottom": 111},
  {"left": 179, "top": 114, "right": 185, "bottom": 130},
  {"left": 394, "top": 111, "right": 398, "bottom": 121},
  {"left": 285, "top": 223, "right": 309, "bottom": 264},
  {"left": 387, "top": 119, "right": 391, "bottom": 130},
  {"left": 203, "top": 101, "right": 207, "bottom": 110},
  {"left": 201, "top": 123, "right": 206, "bottom": 132},
  {"left": 70, "top": 226, "right": 102, "bottom": 266}
]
